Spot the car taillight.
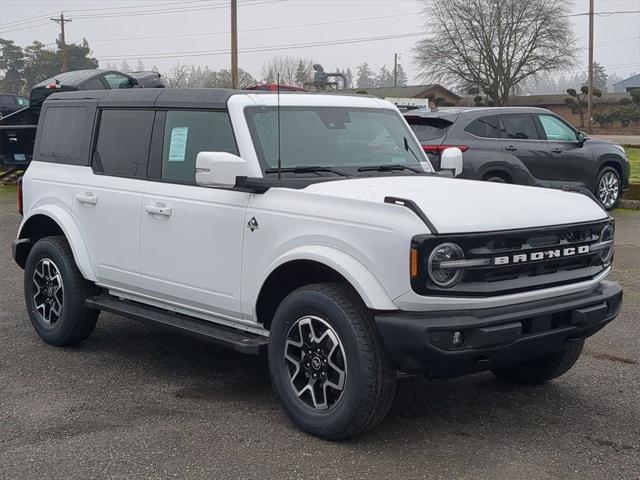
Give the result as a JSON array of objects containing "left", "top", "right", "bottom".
[
  {"left": 17, "top": 177, "right": 23, "bottom": 215},
  {"left": 422, "top": 145, "right": 469, "bottom": 154}
]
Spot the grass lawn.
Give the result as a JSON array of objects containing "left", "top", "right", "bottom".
[{"left": 627, "top": 147, "right": 640, "bottom": 183}]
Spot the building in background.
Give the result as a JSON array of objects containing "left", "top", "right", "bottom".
[
  {"left": 344, "top": 84, "right": 460, "bottom": 106},
  {"left": 611, "top": 74, "right": 640, "bottom": 93}
]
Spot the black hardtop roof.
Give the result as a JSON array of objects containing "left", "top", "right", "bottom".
[
  {"left": 46, "top": 87, "right": 238, "bottom": 109},
  {"left": 45, "top": 87, "right": 373, "bottom": 109}
]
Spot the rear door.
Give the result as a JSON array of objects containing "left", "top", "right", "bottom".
[
  {"left": 499, "top": 113, "right": 552, "bottom": 186},
  {"left": 140, "top": 109, "right": 250, "bottom": 320},
  {"left": 73, "top": 109, "right": 154, "bottom": 290},
  {"left": 536, "top": 113, "right": 593, "bottom": 187}
]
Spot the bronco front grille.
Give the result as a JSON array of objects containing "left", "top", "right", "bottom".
[{"left": 411, "top": 220, "right": 612, "bottom": 297}]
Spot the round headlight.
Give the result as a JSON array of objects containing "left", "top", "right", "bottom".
[
  {"left": 599, "top": 224, "right": 614, "bottom": 264},
  {"left": 428, "top": 242, "right": 465, "bottom": 288}
]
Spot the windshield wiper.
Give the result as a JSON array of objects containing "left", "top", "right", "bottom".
[
  {"left": 264, "top": 166, "right": 349, "bottom": 177},
  {"left": 357, "top": 164, "right": 424, "bottom": 173}
]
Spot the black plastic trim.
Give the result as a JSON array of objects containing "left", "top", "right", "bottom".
[{"left": 384, "top": 196, "right": 439, "bottom": 233}]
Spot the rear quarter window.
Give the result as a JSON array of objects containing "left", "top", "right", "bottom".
[
  {"left": 38, "top": 106, "right": 87, "bottom": 163},
  {"left": 404, "top": 116, "right": 453, "bottom": 141},
  {"left": 465, "top": 115, "right": 502, "bottom": 138}
]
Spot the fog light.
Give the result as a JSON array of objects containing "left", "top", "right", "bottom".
[{"left": 452, "top": 331, "right": 465, "bottom": 347}]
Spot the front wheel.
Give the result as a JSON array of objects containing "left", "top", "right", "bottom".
[
  {"left": 491, "top": 340, "right": 584, "bottom": 385},
  {"left": 596, "top": 167, "right": 621, "bottom": 210},
  {"left": 268, "top": 283, "right": 396, "bottom": 440},
  {"left": 24, "top": 236, "right": 99, "bottom": 346}
]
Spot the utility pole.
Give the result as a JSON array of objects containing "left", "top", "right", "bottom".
[
  {"left": 231, "top": 0, "right": 238, "bottom": 89},
  {"left": 587, "top": 0, "right": 594, "bottom": 133},
  {"left": 393, "top": 53, "right": 398, "bottom": 87},
  {"left": 50, "top": 12, "right": 72, "bottom": 72}
]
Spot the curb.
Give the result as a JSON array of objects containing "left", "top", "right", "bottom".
[{"left": 619, "top": 198, "right": 640, "bottom": 210}]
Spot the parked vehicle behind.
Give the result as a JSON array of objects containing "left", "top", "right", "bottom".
[
  {"left": 404, "top": 107, "right": 630, "bottom": 209},
  {"left": 0, "top": 93, "right": 29, "bottom": 118},
  {"left": 0, "top": 69, "right": 157, "bottom": 167},
  {"left": 13, "top": 89, "right": 621, "bottom": 440}
]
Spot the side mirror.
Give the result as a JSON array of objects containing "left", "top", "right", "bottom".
[
  {"left": 439, "top": 147, "right": 463, "bottom": 177},
  {"left": 577, "top": 131, "right": 587, "bottom": 145},
  {"left": 195, "top": 152, "right": 250, "bottom": 188}
]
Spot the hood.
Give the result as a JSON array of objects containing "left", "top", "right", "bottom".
[{"left": 302, "top": 176, "right": 608, "bottom": 234}]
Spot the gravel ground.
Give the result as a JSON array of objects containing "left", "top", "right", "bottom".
[{"left": 0, "top": 189, "right": 638, "bottom": 480}]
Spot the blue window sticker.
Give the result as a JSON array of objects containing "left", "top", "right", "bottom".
[{"left": 168, "top": 126, "right": 189, "bottom": 162}]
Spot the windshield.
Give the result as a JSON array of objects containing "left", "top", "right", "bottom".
[{"left": 245, "top": 106, "right": 431, "bottom": 175}]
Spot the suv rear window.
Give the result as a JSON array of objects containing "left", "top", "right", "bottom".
[
  {"left": 38, "top": 106, "right": 87, "bottom": 163},
  {"left": 404, "top": 116, "right": 453, "bottom": 141},
  {"left": 466, "top": 115, "right": 502, "bottom": 138},
  {"left": 94, "top": 109, "right": 154, "bottom": 177}
]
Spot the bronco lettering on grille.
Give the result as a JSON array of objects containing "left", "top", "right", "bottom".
[{"left": 493, "top": 245, "right": 591, "bottom": 266}]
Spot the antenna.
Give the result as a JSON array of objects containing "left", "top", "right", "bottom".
[{"left": 277, "top": 73, "right": 282, "bottom": 182}]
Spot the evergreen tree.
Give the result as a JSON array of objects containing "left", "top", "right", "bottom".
[
  {"left": 345, "top": 67, "right": 353, "bottom": 89},
  {"left": 395, "top": 63, "right": 408, "bottom": 86},
  {"left": 376, "top": 65, "right": 393, "bottom": 87},
  {"left": 136, "top": 59, "right": 145, "bottom": 72},
  {"left": 0, "top": 38, "right": 26, "bottom": 94},
  {"left": 120, "top": 60, "right": 131, "bottom": 73},
  {"left": 356, "top": 62, "right": 375, "bottom": 89},
  {"left": 294, "top": 60, "right": 308, "bottom": 86}
]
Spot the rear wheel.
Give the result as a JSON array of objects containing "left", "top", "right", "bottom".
[
  {"left": 491, "top": 340, "right": 584, "bottom": 385},
  {"left": 268, "top": 283, "right": 396, "bottom": 440},
  {"left": 483, "top": 172, "right": 511, "bottom": 183},
  {"left": 24, "top": 236, "right": 99, "bottom": 346},
  {"left": 596, "top": 167, "right": 621, "bottom": 210}
]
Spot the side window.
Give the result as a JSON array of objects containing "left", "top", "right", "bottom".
[
  {"left": 103, "top": 73, "right": 132, "bottom": 89},
  {"left": 466, "top": 115, "right": 502, "bottom": 138},
  {"left": 161, "top": 110, "right": 237, "bottom": 183},
  {"left": 38, "top": 106, "right": 87, "bottom": 163},
  {"left": 538, "top": 114, "right": 577, "bottom": 142},
  {"left": 16, "top": 96, "right": 29, "bottom": 106},
  {"left": 501, "top": 114, "right": 540, "bottom": 140},
  {"left": 94, "top": 110, "right": 154, "bottom": 177}
]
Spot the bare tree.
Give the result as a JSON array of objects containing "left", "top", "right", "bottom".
[
  {"left": 262, "top": 55, "right": 313, "bottom": 85},
  {"left": 166, "top": 63, "right": 190, "bottom": 88},
  {"left": 414, "top": 0, "right": 576, "bottom": 105}
]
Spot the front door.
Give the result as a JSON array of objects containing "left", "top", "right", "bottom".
[
  {"left": 73, "top": 109, "right": 155, "bottom": 290},
  {"left": 139, "top": 110, "right": 249, "bottom": 320},
  {"left": 536, "top": 113, "right": 594, "bottom": 188}
]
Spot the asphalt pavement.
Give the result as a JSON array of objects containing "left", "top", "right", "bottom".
[{"left": 0, "top": 187, "right": 638, "bottom": 480}]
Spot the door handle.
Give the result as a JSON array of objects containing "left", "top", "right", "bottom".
[
  {"left": 145, "top": 204, "right": 172, "bottom": 217},
  {"left": 75, "top": 192, "right": 98, "bottom": 205},
  {"left": 505, "top": 146, "right": 518, "bottom": 152},
  {"left": 551, "top": 148, "right": 563, "bottom": 154}
]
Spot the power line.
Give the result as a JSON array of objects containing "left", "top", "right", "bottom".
[
  {"left": 96, "top": 32, "right": 424, "bottom": 61},
  {"left": 70, "top": 12, "right": 419, "bottom": 44},
  {"left": 0, "top": 0, "right": 278, "bottom": 28},
  {"left": 71, "top": 0, "right": 285, "bottom": 20}
]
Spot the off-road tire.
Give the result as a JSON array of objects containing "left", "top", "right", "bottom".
[
  {"left": 491, "top": 340, "right": 585, "bottom": 385},
  {"left": 24, "top": 236, "right": 99, "bottom": 346},
  {"left": 269, "top": 282, "right": 396, "bottom": 440}
]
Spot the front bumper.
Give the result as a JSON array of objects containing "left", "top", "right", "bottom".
[{"left": 375, "top": 280, "right": 622, "bottom": 377}]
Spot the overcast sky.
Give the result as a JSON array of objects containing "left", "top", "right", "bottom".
[{"left": 0, "top": 0, "right": 639, "bottom": 86}]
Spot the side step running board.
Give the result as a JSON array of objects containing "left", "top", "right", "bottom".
[{"left": 86, "top": 295, "right": 268, "bottom": 355}]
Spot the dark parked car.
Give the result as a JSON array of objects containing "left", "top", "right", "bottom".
[
  {"left": 0, "top": 69, "right": 162, "bottom": 167},
  {"left": 0, "top": 94, "right": 29, "bottom": 118},
  {"left": 404, "top": 107, "right": 630, "bottom": 209}
]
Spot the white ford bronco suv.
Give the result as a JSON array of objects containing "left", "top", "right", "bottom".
[{"left": 13, "top": 88, "right": 622, "bottom": 440}]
